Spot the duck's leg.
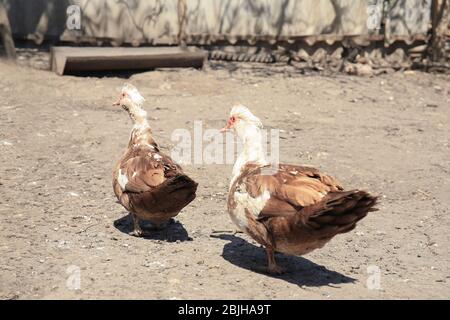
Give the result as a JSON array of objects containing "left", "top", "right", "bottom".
[
  {"left": 266, "top": 247, "right": 284, "bottom": 274},
  {"left": 128, "top": 213, "right": 144, "bottom": 237}
]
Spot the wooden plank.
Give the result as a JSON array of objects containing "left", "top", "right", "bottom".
[
  {"left": 0, "top": 2, "right": 16, "bottom": 60},
  {"left": 51, "top": 46, "right": 207, "bottom": 75}
]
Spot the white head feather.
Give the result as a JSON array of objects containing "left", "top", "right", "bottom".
[
  {"left": 119, "top": 83, "right": 148, "bottom": 126},
  {"left": 228, "top": 105, "right": 268, "bottom": 185},
  {"left": 122, "top": 83, "right": 145, "bottom": 106},
  {"left": 230, "top": 105, "right": 263, "bottom": 129}
]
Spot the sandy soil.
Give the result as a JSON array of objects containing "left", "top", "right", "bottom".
[{"left": 0, "top": 59, "right": 449, "bottom": 299}]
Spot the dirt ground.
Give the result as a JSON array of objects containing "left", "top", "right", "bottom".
[{"left": 0, "top": 57, "right": 449, "bottom": 300}]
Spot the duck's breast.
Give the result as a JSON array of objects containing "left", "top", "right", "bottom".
[{"left": 228, "top": 181, "right": 271, "bottom": 233}]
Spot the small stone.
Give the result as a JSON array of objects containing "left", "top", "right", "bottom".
[{"left": 1, "top": 140, "right": 13, "bottom": 146}]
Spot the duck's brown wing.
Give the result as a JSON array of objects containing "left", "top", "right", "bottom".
[
  {"left": 118, "top": 154, "right": 165, "bottom": 193},
  {"left": 128, "top": 174, "right": 198, "bottom": 215},
  {"left": 115, "top": 146, "right": 197, "bottom": 215},
  {"left": 236, "top": 163, "right": 377, "bottom": 245},
  {"left": 241, "top": 164, "right": 344, "bottom": 219}
]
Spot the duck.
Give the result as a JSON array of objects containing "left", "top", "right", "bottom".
[
  {"left": 221, "top": 105, "right": 378, "bottom": 274},
  {"left": 112, "top": 83, "right": 198, "bottom": 237}
]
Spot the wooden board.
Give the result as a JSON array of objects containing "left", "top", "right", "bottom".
[{"left": 51, "top": 46, "right": 207, "bottom": 75}]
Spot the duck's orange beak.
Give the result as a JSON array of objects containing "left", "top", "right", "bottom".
[{"left": 112, "top": 99, "right": 121, "bottom": 106}]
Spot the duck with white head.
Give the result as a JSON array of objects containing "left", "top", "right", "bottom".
[
  {"left": 113, "top": 83, "right": 147, "bottom": 126},
  {"left": 112, "top": 83, "right": 198, "bottom": 237},
  {"left": 221, "top": 105, "right": 378, "bottom": 274},
  {"left": 220, "top": 105, "right": 269, "bottom": 187}
]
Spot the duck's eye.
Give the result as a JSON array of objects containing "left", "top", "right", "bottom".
[{"left": 231, "top": 116, "right": 236, "bottom": 122}]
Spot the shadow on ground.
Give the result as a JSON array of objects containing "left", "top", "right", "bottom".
[
  {"left": 114, "top": 213, "right": 192, "bottom": 242},
  {"left": 213, "top": 234, "right": 355, "bottom": 287},
  {"left": 208, "top": 61, "right": 314, "bottom": 78}
]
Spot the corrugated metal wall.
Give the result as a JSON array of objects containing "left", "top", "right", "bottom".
[
  {"left": 1, "top": 0, "right": 432, "bottom": 45},
  {"left": 386, "top": 0, "right": 431, "bottom": 42}
]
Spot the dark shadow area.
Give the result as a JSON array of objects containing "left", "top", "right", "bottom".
[
  {"left": 65, "top": 68, "right": 153, "bottom": 79},
  {"left": 114, "top": 212, "right": 192, "bottom": 242},
  {"left": 209, "top": 60, "right": 313, "bottom": 78},
  {"left": 213, "top": 234, "right": 355, "bottom": 287},
  {"left": 5, "top": 0, "right": 70, "bottom": 42}
]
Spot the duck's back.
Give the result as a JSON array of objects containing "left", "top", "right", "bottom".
[
  {"left": 228, "top": 163, "right": 377, "bottom": 256},
  {"left": 113, "top": 129, "right": 197, "bottom": 224}
]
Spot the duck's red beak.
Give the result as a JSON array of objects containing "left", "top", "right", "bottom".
[
  {"left": 113, "top": 92, "right": 126, "bottom": 106},
  {"left": 220, "top": 124, "right": 231, "bottom": 133},
  {"left": 220, "top": 117, "right": 235, "bottom": 133}
]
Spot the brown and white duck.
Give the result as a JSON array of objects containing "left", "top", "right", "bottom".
[
  {"left": 221, "top": 105, "right": 378, "bottom": 273},
  {"left": 112, "top": 84, "right": 197, "bottom": 236}
]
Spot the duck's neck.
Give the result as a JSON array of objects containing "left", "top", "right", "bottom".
[
  {"left": 231, "top": 126, "right": 267, "bottom": 187},
  {"left": 128, "top": 105, "right": 153, "bottom": 146},
  {"left": 129, "top": 104, "right": 148, "bottom": 127}
]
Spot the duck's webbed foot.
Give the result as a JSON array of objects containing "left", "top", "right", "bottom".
[{"left": 128, "top": 214, "right": 145, "bottom": 237}]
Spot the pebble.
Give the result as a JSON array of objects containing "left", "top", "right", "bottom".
[{"left": 1, "top": 140, "right": 13, "bottom": 146}]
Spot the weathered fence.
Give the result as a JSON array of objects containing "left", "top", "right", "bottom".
[
  {"left": 1, "top": 0, "right": 448, "bottom": 69},
  {"left": 1, "top": 0, "right": 433, "bottom": 45}
]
